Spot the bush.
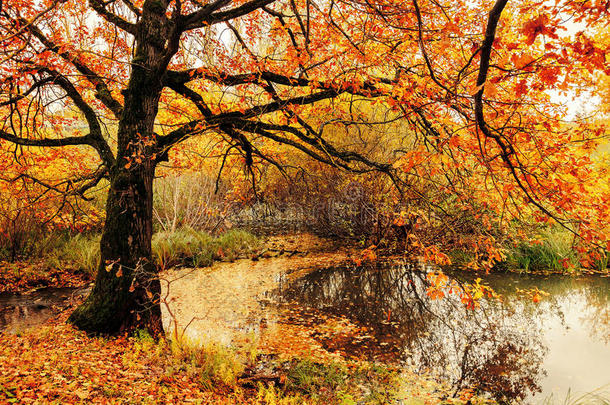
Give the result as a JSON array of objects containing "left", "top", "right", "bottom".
[
  {"left": 0, "top": 203, "right": 48, "bottom": 261},
  {"left": 233, "top": 174, "right": 397, "bottom": 242},
  {"left": 0, "top": 188, "right": 104, "bottom": 262},
  {"left": 153, "top": 173, "right": 232, "bottom": 233}
]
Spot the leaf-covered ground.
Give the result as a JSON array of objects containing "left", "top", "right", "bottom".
[
  {"left": 0, "top": 308, "right": 488, "bottom": 404},
  {"left": 0, "top": 313, "right": 221, "bottom": 404},
  {"left": 0, "top": 261, "right": 91, "bottom": 293}
]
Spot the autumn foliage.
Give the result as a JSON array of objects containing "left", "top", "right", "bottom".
[{"left": 0, "top": 0, "right": 608, "bottom": 333}]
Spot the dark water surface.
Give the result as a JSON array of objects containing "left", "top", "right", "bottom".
[
  {"left": 275, "top": 264, "right": 610, "bottom": 403},
  {"left": 0, "top": 287, "right": 88, "bottom": 332}
]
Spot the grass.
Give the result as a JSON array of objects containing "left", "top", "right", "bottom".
[
  {"left": 42, "top": 228, "right": 258, "bottom": 273},
  {"left": 0, "top": 227, "right": 260, "bottom": 292},
  {"left": 448, "top": 228, "right": 602, "bottom": 274},
  {"left": 152, "top": 228, "right": 260, "bottom": 269},
  {"left": 540, "top": 385, "right": 610, "bottom": 405},
  {"left": 285, "top": 359, "right": 348, "bottom": 397},
  {"left": 48, "top": 233, "right": 101, "bottom": 276},
  {"left": 504, "top": 229, "right": 578, "bottom": 273}
]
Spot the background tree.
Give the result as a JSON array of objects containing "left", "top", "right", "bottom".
[{"left": 0, "top": 0, "right": 607, "bottom": 335}]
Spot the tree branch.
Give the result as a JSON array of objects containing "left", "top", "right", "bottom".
[
  {"left": 89, "top": 0, "right": 137, "bottom": 35},
  {"left": 474, "top": 0, "right": 580, "bottom": 235},
  {"left": 24, "top": 20, "right": 124, "bottom": 118},
  {"left": 182, "top": 0, "right": 277, "bottom": 30},
  {"left": 0, "top": 129, "right": 96, "bottom": 148},
  {"left": 165, "top": 68, "right": 390, "bottom": 97},
  {"left": 38, "top": 67, "right": 116, "bottom": 166},
  {"left": 0, "top": 70, "right": 115, "bottom": 167}
]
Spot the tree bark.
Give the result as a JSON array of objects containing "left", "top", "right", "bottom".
[{"left": 68, "top": 165, "right": 162, "bottom": 335}]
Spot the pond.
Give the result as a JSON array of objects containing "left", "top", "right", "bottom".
[{"left": 271, "top": 263, "right": 610, "bottom": 403}]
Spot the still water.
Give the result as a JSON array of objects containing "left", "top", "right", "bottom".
[
  {"left": 274, "top": 264, "right": 610, "bottom": 403},
  {"left": 0, "top": 287, "right": 88, "bottom": 332}
]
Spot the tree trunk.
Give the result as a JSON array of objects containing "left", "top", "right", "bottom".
[
  {"left": 69, "top": 164, "right": 162, "bottom": 335},
  {"left": 69, "top": 0, "right": 174, "bottom": 336}
]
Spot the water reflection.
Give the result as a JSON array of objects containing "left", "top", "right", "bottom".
[
  {"left": 0, "top": 287, "right": 87, "bottom": 333},
  {"left": 274, "top": 264, "right": 610, "bottom": 402}
]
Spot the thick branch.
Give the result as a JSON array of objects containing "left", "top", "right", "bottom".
[
  {"left": 8, "top": 165, "right": 108, "bottom": 201},
  {"left": 474, "top": 0, "right": 577, "bottom": 233},
  {"left": 0, "top": 77, "right": 53, "bottom": 107},
  {"left": 158, "top": 88, "right": 341, "bottom": 149},
  {"left": 166, "top": 69, "right": 309, "bottom": 87},
  {"left": 89, "top": 0, "right": 137, "bottom": 35},
  {"left": 182, "top": 0, "right": 277, "bottom": 30},
  {"left": 474, "top": 0, "right": 514, "bottom": 164},
  {"left": 180, "top": 0, "right": 230, "bottom": 28},
  {"left": 0, "top": 129, "right": 97, "bottom": 148},
  {"left": 165, "top": 68, "right": 390, "bottom": 98},
  {"left": 232, "top": 119, "right": 392, "bottom": 172},
  {"left": 39, "top": 68, "right": 116, "bottom": 166}
]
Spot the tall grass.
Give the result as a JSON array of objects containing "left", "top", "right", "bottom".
[
  {"left": 152, "top": 228, "right": 259, "bottom": 270},
  {"left": 540, "top": 385, "right": 610, "bottom": 405},
  {"left": 48, "top": 233, "right": 101, "bottom": 275},
  {"left": 592, "top": 250, "right": 609, "bottom": 272},
  {"left": 2, "top": 226, "right": 259, "bottom": 278},
  {"left": 504, "top": 229, "right": 578, "bottom": 272},
  {"left": 130, "top": 330, "right": 245, "bottom": 390},
  {"left": 46, "top": 228, "right": 259, "bottom": 273}
]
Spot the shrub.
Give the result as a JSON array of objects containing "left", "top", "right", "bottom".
[
  {"left": 153, "top": 173, "right": 232, "bottom": 233},
  {"left": 0, "top": 202, "right": 48, "bottom": 261}
]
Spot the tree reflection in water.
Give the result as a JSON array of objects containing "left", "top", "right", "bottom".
[{"left": 275, "top": 263, "right": 546, "bottom": 402}]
